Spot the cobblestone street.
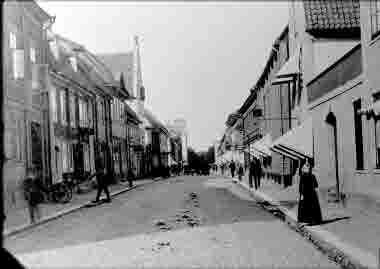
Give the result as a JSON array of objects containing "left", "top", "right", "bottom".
[{"left": 7, "top": 176, "right": 339, "bottom": 268}]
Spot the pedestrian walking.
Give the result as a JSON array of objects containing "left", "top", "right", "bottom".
[
  {"left": 23, "top": 169, "right": 43, "bottom": 224},
  {"left": 254, "top": 158, "right": 262, "bottom": 190},
  {"left": 229, "top": 161, "right": 236, "bottom": 178},
  {"left": 127, "top": 168, "right": 135, "bottom": 188},
  {"left": 238, "top": 164, "right": 244, "bottom": 181},
  {"left": 90, "top": 160, "right": 111, "bottom": 203},
  {"left": 248, "top": 158, "right": 255, "bottom": 188},
  {"left": 297, "top": 159, "right": 322, "bottom": 225}
]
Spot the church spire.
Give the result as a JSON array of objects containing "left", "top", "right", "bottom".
[{"left": 133, "top": 35, "right": 144, "bottom": 100}]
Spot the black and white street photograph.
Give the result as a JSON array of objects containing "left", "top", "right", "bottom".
[{"left": 1, "top": 1, "right": 379, "bottom": 268}]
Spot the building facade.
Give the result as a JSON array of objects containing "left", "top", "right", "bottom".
[{"left": 3, "top": 1, "right": 53, "bottom": 211}]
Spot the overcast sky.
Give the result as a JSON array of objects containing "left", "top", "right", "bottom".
[{"left": 38, "top": 1, "right": 289, "bottom": 152}]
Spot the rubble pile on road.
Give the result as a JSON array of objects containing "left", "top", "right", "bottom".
[
  {"left": 154, "top": 220, "right": 172, "bottom": 231},
  {"left": 188, "top": 192, "right": 200, "bottom": 208},
  {"left": 174, "top": 210, "right": 201, "bottom": 227}
]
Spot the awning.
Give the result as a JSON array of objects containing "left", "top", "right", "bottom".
[
  {"left": 271, "top": 144, "right": 305, "bottom": 160},
  {"left": 270, "top": 146, "right": 300, "bottom": 160},
  {"left": 358, "top": 100, "right": 380, "bottom": 116},
  {"left": 271, "top": 76, "right": 294, "bottom": 85},
  {"left": 244, "top": 148, "right": 260, "bottom": 158},
  {"left": 251, "top": 133, "right": 272, "bottom": 157},
  {"left": 270, "top": 118, "right": 313, "bottom": 160}
]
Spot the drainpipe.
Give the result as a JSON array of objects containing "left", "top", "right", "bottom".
[{"left": 1, "top": 2, "right": 4, "bottom": 244}]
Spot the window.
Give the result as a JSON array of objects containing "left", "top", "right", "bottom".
[
  {"left": 98, "top": 99, "right": 106, "bottom": 124},
  {"left": 62, "top": 142, "right": 68, "bottom": 172},
  {"left": 79, "top": 99, "right": 88, "bottom": 127},
  {"left": 9, "top": 32, "right": 16, "bottom": 49},
  {"left": 69, "top": 94, "right": 76, "bottom": 128},
  {"left": 51, "top": 87, "right": 58, "bottom": 123},
  {"left": 68, "top": 143, "right": 74, "bottom": 171},
  {"left": 5, "top": 112, "right": 20, "bottom": 161},
  {"left": 370, "top": 0, "right": 380, "bottom": 38},
  {"left": 30, "top": 45, "right": 36, "bottom": 63},
  {"left": 60, "top": 90, "right": 67, "bottom": 125},
  {"left": 69, "top": 56, "right": 77, "bottom": 72},
  {"left": 9, "top": 31, "right": 24, "bottom": 79},
  {"left": 353, "top": 99, "right": 364, "bottom": 170},
  {"left": 84, "top": 144, "right": 90, "bottom": 172},
  {"left": 88, "top": 101, "right": 93, "bottom": 128},
  {"left": 120, "top": 102, "right": 124, "bottom": 120}
]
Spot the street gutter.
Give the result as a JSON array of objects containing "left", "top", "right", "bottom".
[
  {"left": 232, "top": 178, "right": 378, "bottom": 269},
  {"left": 4, "top": 177, "right": 165, "bottom": 238}
]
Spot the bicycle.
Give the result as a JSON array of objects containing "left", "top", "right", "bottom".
[{"left": 37, "top": 177, "right": 73, "bottom": 204}]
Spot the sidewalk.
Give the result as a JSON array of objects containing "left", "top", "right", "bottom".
[
  {"left": 228, "top": 174, "right": 379, "bottom": 269},
  {"left": 4, "top": 178, "right": 157, "bottom": 238}
]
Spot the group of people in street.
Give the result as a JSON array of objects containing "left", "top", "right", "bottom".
[
  {"left": 220, "top": 158, "right": 263, "bottom": 191},
  {"left": 217, "top": 156, "right": 322, "bottom": 226},
  {"left": 21, "top": 158, "right": 134, "bottom": 224}
]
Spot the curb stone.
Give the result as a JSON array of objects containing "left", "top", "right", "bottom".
[
  {"left": 232, "top": 178, "right": 378, "bottom": 269},
  {"left": 4, "top": 177, "right": 167, "bottom": 238}
]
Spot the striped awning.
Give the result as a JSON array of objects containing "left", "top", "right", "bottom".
[
  {"left": 251, "top": 133, "right": 272, "bottom": 157},
  {"left": 270, "top": 117, "right": 313, "bottom": 160}
]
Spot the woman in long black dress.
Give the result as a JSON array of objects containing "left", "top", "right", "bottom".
[{"left": 298, "top": 159, "right": 323, "bottom": 225}]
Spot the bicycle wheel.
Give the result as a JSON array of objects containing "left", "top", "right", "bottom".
[{"left": 53, "top": 183, "right": 71, "bottom": 203}]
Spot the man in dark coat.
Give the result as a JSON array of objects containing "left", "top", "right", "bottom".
[
  {"left": 248, "top": 159, "right": 255, "bottom": 188},
  {"left": 254, "top": 158, "right": 262, "bottom": 190},
  {"left": 90, "top": 160, "right": 111, "bottom": 203},
  {"left": 229, "top": 160, "right": 236, "bottom": 178}
]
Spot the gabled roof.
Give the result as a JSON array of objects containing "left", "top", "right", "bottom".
[
  {"left": 96, "top": 52, "right": 134, "bottom": 96},
  {"left": 124, "top": 103, "right": 141, "bottom": 124},
  {"left": 225, "top": 112, "right": 241, "bottom": 127},
  {"left": 304, "top": 0, "right": 361, "bottom": 38},
  {"left": 238, "top": 26, "right": 288, "bottom": 115},
  {"left": 23, "top": 1, "right": 52, "bottom": 24},
  {"left": 49, "top": 33, "right": 126, "bottom": 98}
]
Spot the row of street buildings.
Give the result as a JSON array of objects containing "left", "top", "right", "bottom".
[
  {"left": 2, "top": 0, "right": 188, "bottom": 212},
  {"left": 216, "top": 0, "right": 380, "bottom": 203}
]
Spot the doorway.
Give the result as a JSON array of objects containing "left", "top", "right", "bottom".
[{"left": 326, "top": 112, "right": 340, "bottom": 199}]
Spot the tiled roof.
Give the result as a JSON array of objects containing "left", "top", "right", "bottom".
[{"left": 304, "top": 0, "right": 360, "bottom": 37}]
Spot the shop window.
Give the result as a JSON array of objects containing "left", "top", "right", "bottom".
[
  {"left": 353, "top": 99, "right": 364, "bottom": 170},
  {"left": 370, "top": 0, "right": 380, "bottom": 39}
]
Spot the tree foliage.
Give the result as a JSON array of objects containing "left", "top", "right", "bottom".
[{"left": 187, "top": 145, "right": 215, "bottom": 169}]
